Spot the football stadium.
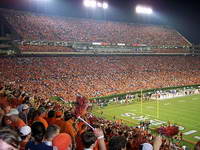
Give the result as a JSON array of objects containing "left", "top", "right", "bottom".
[{"left": 0, "top": 0, "right": 200, "bottom": 149}]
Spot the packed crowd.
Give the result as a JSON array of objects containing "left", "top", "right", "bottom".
[
  {"left": 1, "top": 84, "right": 200, "bottom": 150},
  {"left": 0, "top": 8, "right": 190, "bottom": 46},
  {"left": 19, "top": 45, "right": 75, "bottom": 52},
  {"left": 152, "top": 49, "right": 189, "bottom": 53},
  {"left": 0, "top": 56, "right": 200, "bottom": 101}
]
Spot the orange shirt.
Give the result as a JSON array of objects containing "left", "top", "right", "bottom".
[
  {"left": 54, "top": 118, "right": 65, "bottom": 131},
  {"left": 34, "top": 116, "right": 48, "bottom": 128},
  {"left": 63, "top": 119, "right": 77, "bottom": 138},
  {"left": 12, "top": 118, "right": 26, "bottom": 129},
  {"left": 20, "top": 140, "right": 29, "bottom": 150},
  {"left": 46, "top": 117, "right": 57, "bottom": 125}
]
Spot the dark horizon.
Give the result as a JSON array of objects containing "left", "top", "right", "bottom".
[{"left": 0, "top": 0, "right": 200, "bottom": 44}]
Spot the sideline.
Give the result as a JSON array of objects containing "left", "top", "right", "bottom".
[{"left": 92, "top": 109, "right": 197, "bottom": 146}]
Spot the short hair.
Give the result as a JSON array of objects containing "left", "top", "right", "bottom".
[
  {"left": 109, "top": 136, "right": 127, "bottom": 150},
  {"left": 31, "top": 121, "right": 46, "bottom": 143},
  {"left": 37, "top": 107, "right": 46, "bottom": 116},
  {"left": 45, "top": 125, "right": 60, "bottom": 139},
  {"left": 64, "top": 112, "right": 73, "bottom": 121},
  {"left": 48, "top": 110, "right": 55, "bottom": 118},
  {"left": 0, "top": 128, "right": 20, "bottom": 149},
  {"left": 195, "top": 141, "right": 200, "bottom": 150},
  {"left": 81, "top": 131, "right": 97, "bottom": 148}
]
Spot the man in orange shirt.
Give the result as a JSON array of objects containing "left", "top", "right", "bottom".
[
  {"left": 62, "top": 112, "right": 78, "bottom": 150},
  {"left": 53, "top": 111, "right": 65, "bottom": 130},
  {"left": 46, "top": 110, "right": 57, "bottom": 126},
  {"left": 33, "top": 107, "right": 48, "bottom": 128}
]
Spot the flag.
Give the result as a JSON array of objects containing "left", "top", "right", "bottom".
[{"left": 74, "top": 95, "right": 89, "bottom": 117}]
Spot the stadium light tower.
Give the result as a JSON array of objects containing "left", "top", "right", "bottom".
[
  {"left": 84, "top": 0, "right": 96, "bottom": 8},
  {"left": 135, "top": 5, "right": 153, "bottom": 15},
  {"left": 102, "top": 2, "right": 108, "bottom": 9},
  {"left": 97, "top": 2, "right": 103, "bottom": 8},
  {"left": 83, "top": 0, "right": 108, "bottom": 9},
  {"left": 83, "top": 0, "right": 90, "bottom": 7}
]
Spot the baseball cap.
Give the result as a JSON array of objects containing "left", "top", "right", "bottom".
[
  {"left": 19, "top": 126, "right": 31, "bottom": 136},
  {"left": 142, "top": 143, "right": 153, "bottom": 150},
  {"left": 22, "top": 104, "right": 29, "bottom": 110},
  {"left": 6, "top": 109, "right": 19, "bottom": 116}
]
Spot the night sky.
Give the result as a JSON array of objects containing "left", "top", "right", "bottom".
[{"left": 0, "top": 0, "right": 200, "bottom": 44}]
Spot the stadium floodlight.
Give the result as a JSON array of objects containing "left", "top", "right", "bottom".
[
  {"left": 90, "top": 0, "right": 97, "bottom": 8},
  {"left": 136, "top": 5, "right": 153, "bottom": 15},
  {"left": 102, "top": 2, "right": 108, "bottom": 9},
  {"left": 83, "top": 0, "right": 91, "bottom": 7},
  {"left": 84, "top": 0, "right": 108, "bottom": 9},
  {"left": 84, "top": 0, "right": 97, "bottom": 8},
  {"left": 97, "top": 2, "right": 102, "bottom": 8}
]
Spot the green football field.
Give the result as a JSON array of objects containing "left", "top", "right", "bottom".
[{"left": 92, "top": 94, "right": 200, "bottom": 145}]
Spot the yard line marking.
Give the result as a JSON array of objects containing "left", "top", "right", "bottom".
[
  {"left": 194, "top": 136, "right": 200, "bottom": 140},
  {"left": 146, "top": 106, "right": 155, "bottom": 109},
  {"left": 178, "top": 100, "right": 185, "bottom": 103},
  {"left": 183, "top": 130, "right": 197, "bottom": 135},
  {"left": 164, "top": 103, "right": 170, "bottom": 105}
]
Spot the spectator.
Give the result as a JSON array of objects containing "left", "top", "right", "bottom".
[
  {"left": 19, "top": 125, "right": 32, "bottom": 150},
  {"left": 6, "top": 109, "right": 26, "bottom": 130},
  {"left": 25, "top": 122, "right": 46, "bottom": 149},
  {"left": 195, "top": 141, "right": 200, "bottom": 150},
  {"left": 0, "top": 128, "right": 20, "bottom": 150},
  {"left": 1, "top": 116, "right": 13, "bottom": 129},
  {"left": 81, "top": 131, "right": 97, "bottom": 150},
  {"left": 52, "top": 133, "right": 72, "bottom": 150},
  {"left": 109, "top": 136, "right": 127, "bottom": 150},
  {"left": 33, "top": 107, "right": 48, "bottom": 128},
  {"left": 36, "top": 125, "right": 60, "bottom": 150},
  {"left": 139, "top": 143, "right": 153, "bottom": 150},
  {"left": 46, "top": 110, "right": 56, "bottom": 126},
  {"left": 19, "top": 104, "right": 29, "bottom": 124}
]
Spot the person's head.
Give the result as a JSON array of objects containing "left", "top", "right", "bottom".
[
  {"left": 81, "top": 131, "right": 97, "bottom": 149},
  {"left": 23, "top": 97, "right": 30, "bottom": 104},
  {"left": 195, "top": 141, "right": 200, "bottom": 150},
  {"left": 22, "top": 104, "right": 29, "bottom": 114},
  {"left": 109, "top": 136, "right": 127, "bottom": 150},
  {"left": 31, "top": 121, "right": 46, "bottom": 143},
  {"left": 2, "top": 116, "right": 13, "bottom": 127},
  {"left": 139, "top": 143, "right": 153, "bottom": 150},
  {"left": 27, "top": 107, "right": 36, "bottom": 122},
  {"left": 64, "top": 112, "right": 73, "bottom": 121},
  {"left": 52, "top": 133, "right": 72, "bottom": 150},
  {"left": 37, "top": 107, "right": 46, "bottom": 117},
  {"left": 48, "top": 110, "right": 56, "bottom": 118},
  {"left": 19, "top": 125, "right": 32, "bottom": 141},
  {"left": 0, "top": 128, "right": 20, "bottom": 150},
  {"left": 2, "top": 105, "right": 11, "bottom": 114},
  {"left": 45, "top": 125, "right": 60, "bottom": 141},
  {"left": 13, "top": 90, "right": 21, "bottom": 98},
  {"left": 56, "top": 112, "right": 62, "bottom": 119}
]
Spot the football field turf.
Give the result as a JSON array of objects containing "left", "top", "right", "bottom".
[{"left": 92, "top": 94, "right": 200, "bottom": 144}]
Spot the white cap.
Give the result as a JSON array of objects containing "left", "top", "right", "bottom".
[
  {"left": 6, "top": 109, "right": 19, "bottom": 116},
  {"left": 22, "top": 104, "right": 29, "bottom": 110},
  {"left": 142, "top": 143, "right": 153, "bottom": 150},
  {"left": 19, "top": 126, "right": 31, "bottom": 136}
]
